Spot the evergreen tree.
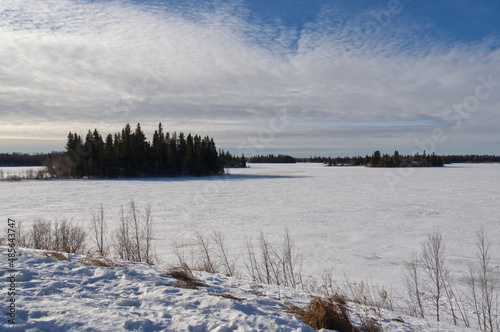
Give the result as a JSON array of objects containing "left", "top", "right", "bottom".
[{"left": 370, "top": 150, "right": 381, "bottom": 167}]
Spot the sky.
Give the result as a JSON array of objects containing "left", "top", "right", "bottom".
[{"left": 1, "top": 0, "right": 499, "bottom": 157}]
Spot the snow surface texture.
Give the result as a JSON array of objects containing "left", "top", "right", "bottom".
[
  {"left": 2, "top": 164, "right": 499, "bottom": 286},
  {"left": 0, "top": 248, "right": 473, "bottom": 331}
]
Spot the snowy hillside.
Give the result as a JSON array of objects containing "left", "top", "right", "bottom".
[{"left": 1, "top": 247, "right": 475, "bottom": 331}]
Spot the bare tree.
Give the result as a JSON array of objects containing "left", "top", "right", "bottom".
[
  {"left": 468, "top": 262, "right": 483, "bottom": 329},
  {"left": 475, "top": 229, "right": 498, "bottom": 332},
  {"left": 441, "top": 267, "right": 458, "bottom": 325},
  {"left": 421, "top": 232, "right": 447, "bottom": 322}
]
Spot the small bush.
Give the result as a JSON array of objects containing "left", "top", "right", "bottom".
[
  {"left": 113, "top": 201, "right": 156, "bottom": 265},
  {"left": 283, "top": 296, "right": 357, "bottom": 332},
  {"left": 166, "top": 264, "right": 206, "bottom": 289},
  {"left": 78, "top": 251, "right": 123, "bottom": 267},
  {"left": 28, "top": 219, "right": 86, "bottom": 254}
]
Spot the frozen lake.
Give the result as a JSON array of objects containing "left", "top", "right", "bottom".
[{"left": 2, "top": 163, "right": 500, "bottom": 292}]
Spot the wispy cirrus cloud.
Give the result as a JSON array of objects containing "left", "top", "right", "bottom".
[{"left": 0, "top": 0, "right": 499, "bottom": 155}]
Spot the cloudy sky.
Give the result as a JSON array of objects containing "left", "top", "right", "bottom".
[{"left": 1, "top": 0, "right": 499, "bottom": 157}]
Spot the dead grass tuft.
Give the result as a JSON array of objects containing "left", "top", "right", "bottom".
[
  {"left": 166, "top": 264, "right": 206, "bottom": 290},
  {"left": 391, "top": 316, "right": 405, "bottom": 323},
  {"left": 359, "top": 308, "right": 383, "bottom": 332},
  {"left": 361, "top": 318, "right": 383, "bottom": 332},
  {"left": 283, "top": 296, "right": 358, "bottom": 332},
  {"left": 218, "top": 293, "right": 246, "bottom": 302},
  {"left": 331, "top": 292, "right": 347, "bottom": 305},
  {"left": 44, "top": 251, "right": 68, "bottom": 261},
  {"left": 78, "top": 251, "right": 123, "bottom": 267}
]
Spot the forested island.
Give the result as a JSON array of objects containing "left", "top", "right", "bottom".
[
  {"left": 42, "top": 123, "right": 245, "bottom": 178},
  {"left": 322, "top": 150, "right": 444, "bottom": 167},
  {"left": 307, "top": 151, "right": 500, "bottom": 167},
  {"left": 321, "top": 150, "right": 444, "bottom": 167}
]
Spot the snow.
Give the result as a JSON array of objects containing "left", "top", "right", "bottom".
[
  {"left": 1, "top": 163, "right": 499, "bottom": 330},
  {"left": 0, "top": 166, "right": 45, "bottom": 178},
  {"left": 0, "top": 248, "right": 475, "bottom": 331}
]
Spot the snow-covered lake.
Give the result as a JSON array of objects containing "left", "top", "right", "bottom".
[{"left": 2, "top": 163, "right": 500, "bottom": 293}]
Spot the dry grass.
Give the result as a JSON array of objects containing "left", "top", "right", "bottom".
[
  {"left": 78, "top": 251, "right": 123, "bottom": 267},
  {"left": 166, "top": 264, "right": 206, "bottom": 290},
  {"left": 218, "top": 293, "right": 246, "bottom": 302},
  {"left": 360, "top": 316, "right": 383, "bottom": 332},
  {"left": 331, "top": 292, "right": 347, "bottom": 305},
  {"left": 43, "top": 251, "right": 68, "bottom": 261},
  {"left": 283, "top": 296, "right": 358, "bottom": 332}
]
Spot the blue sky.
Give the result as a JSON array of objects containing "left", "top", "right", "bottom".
[{"left": 1, "top": 0, "right": 499, "bottom": 157}]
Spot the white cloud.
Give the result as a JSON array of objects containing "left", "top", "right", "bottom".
[{"left": 0, "top": 0, "right": 499, "bottom": 155}]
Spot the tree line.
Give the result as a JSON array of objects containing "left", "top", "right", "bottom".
[
  {"left": 0, "top": 152, "right": 62, "bottom": 166},
  {"left": 367, "top": 150, "right": 444, "bottom": 167},
  {"left": 248, "top": 154, "right": 296, "bottom": 163},
  {"left": 319, "top": 151, "right": 445, "bottom": 167},
  {"left": 302, "top": 153, "right": 500, "bottom": 166},
  {"left": 45, "top": 123, "right": 243, "bottom": 178}
]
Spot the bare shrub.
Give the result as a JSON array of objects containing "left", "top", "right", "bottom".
[
  {"left": 52, "top": 219, "right": 87, "bottom": 254},
  {"left": 243, "top": 230, "right": 302, "bottom": 288},
  {"left": 283, "top": 297, "right": 357, "bottom": 332},
  {"left": 31, "top": 219, "right": 52, "bottom": 250},
  {"left": 258, "top": 231, "right": 278, "bottom": 285},
  {"left": 172, "top": 240, "right": 196, "bottom": 269},
  {"left": 113, "top": 201, "right": 156, "bottom": 265},
  {"left": 114, "top": 206, "right": 132, "bottom": 261},
  {"left": 195, "top": 232, "right": 217, "bottom": 273},
  {"left": 279, "top": 228, "right": 302, "bottom": 288},
  {"left": 15, "top": 221, "right": 29, "bottom": 248},
  {"left": 212, "top": 231, "right": 237, "bottom": 277},
  {"left": 403, "top": 253, "right": 425, "bottom": 318},
  {"left": 90, "top": 204, "right": 108, "bottom": 255},
  {"left": 28, "top": 219, "right": 86, "bottom": 254},
  {"left": 244, "top": 233, "right": 261, "bottom": 282},
  {"left": 44, "top": 154, "right": 73, "bottom": 178}
]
